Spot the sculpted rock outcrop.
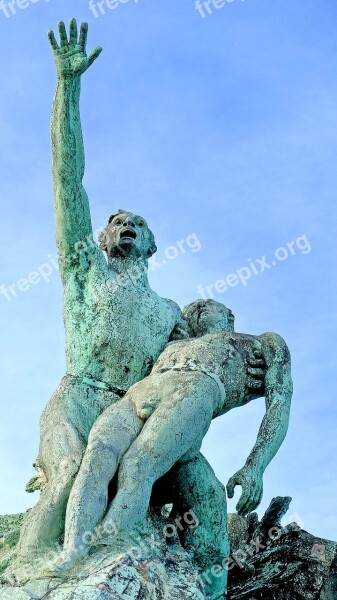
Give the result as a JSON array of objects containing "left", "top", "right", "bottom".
[
  {"left": 2, "top": 501, "right": 336, "bottom": 600},
  {"left": 227, "top": 498, "right": 337, "bottom": 600}
]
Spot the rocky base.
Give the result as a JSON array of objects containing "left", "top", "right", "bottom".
[
  {"left": 227, "top": 498, "right": 337, "bottom": 599},
  {"left": 1, "top": 499, "right": 336, "bottom": 599},
  {"left": 0, "top": 513, "right": 205, "bottom": 599},
  {"left": 0, "top": 547, "right": 204, "bottom": 600}
]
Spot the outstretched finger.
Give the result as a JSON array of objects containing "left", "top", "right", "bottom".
[
  {"left": 241, "top": 497, "right": 259, "bottom": 516},
  {"left": 239, "top": 495, "right": 255, "bottom": 516},
  {"left": 88, "top": 46, "right": 103, "bottom": 67},
  {"left": 58, "top": 21, "right": 68, "bottom": 47},
  {"left": 69, "top": 18, "right": 78, "bottom": 46},
  {"left": 79, "top": 22, "right": 88, "bottom": 50},
  {"left": 48, "top": 30, "right": 59, "bottom": 51}
]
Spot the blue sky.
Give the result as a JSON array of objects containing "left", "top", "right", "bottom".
[{"left": 0, "top": 0, "right": 336, "bottom": 541}]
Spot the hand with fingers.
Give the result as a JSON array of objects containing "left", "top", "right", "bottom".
[
  {"left": 226, "top": 463, "right": 263, "bottom": 517},
  {"left": 246, "top": 348, "right": 266, "bottom": 390},
  {"left": 48, "top": 18, "right": 102, "bottom": 78}
]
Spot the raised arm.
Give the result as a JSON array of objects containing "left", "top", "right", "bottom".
[
  {"left": 227, "top": 333, "right": 293, "bottom": 516},
  {"left": 48, "top": 19, "right": 102, "bottom": 261}
]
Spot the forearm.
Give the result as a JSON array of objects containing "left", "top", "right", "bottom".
[
  {"left": 51, "top": 75, "right": 92, "bottom": 256},
  {"left": 246, "top": 395, "right": 291, "bottom": 473}
]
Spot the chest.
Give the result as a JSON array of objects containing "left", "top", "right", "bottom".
[{"left": 64, "top": 270, "right": 175, "bottom": 350}]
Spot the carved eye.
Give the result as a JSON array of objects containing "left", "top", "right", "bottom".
[
  {"left": 138, "top": 221, "right": 144, "bottom": 227},
  {"left": 115, "top": 219, "right": 122, "bottom": 226}
]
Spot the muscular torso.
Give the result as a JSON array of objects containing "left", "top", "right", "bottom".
[
  {"left": 62, "top": 246, "right": 178, "bottom": 390},
  {"left": 153, "top": 331, "right": 265, "bottom": 414}
]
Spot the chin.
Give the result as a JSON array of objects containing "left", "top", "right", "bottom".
[{"left": 118, "top": 239, "right": 141, "bottom": 257}]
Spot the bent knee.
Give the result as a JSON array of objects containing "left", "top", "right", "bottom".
[
  {"left": 44, "top": 454, "right": 83, "bottom": 488},
  {"left": 86, "top": 436, "right": 118, "bottom": 461},
  {"left": 58, "top": 453, "right": 83, "bottom": 479}
]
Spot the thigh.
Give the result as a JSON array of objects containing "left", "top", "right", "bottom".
[
  {"left": 39, "top": 417, "right": 85, "bottom": 481},
  {"left": 39, "top": 376, "right": 121, "bottom": 469},
  {"left": 88, "top": 397, "right": 143, "bottom": 455},
  {"left": 39, "top": 378, "right": 91, "bottom": 478},
  {"left": 125, "top": 373, "right": 217, "bottom": 481},
  {"left": 173, "top": 452, "right": 226, "bottom": 505},
  {"left": 41, "top": 376, "right": 121, "bottom": 441}
]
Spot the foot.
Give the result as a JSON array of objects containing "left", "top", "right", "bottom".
[
  {"left": 201, "top": 564, "right": 227, "bottom": 600},
  {"left": 41, "top": 547, "right": 88, "bottom": 577}
]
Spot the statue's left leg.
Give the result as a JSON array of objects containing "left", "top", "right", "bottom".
[
  {"left": 169, "top": 453, "right": 229, "bottom": 599},
  {"left": 103, "top": 372, "right": 217, "bottom": 533}
]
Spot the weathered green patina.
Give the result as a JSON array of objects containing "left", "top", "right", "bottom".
[
  {"left": 15, "top": 18, "right": 187, "bottom": 566},
  {"left": 47, "top": 299, "right": 292, "bottom": 600},
  {"left": 4, "top": 19, "right": 294, "bottom": 600}
]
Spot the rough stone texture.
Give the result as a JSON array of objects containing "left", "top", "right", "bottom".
[
  {"left": 0, "top": 548, "right": 204, "bottom": 600},
  {"left": 2, "top": 501, "right": 337, "bottom": 599},
  {"left": 0, "top": 514, "right": 25, "bottom": 576},
  {"left": 227, "top": 499, "right": 337, "bottom": 600},
  {"left": 3, "top": 18, "right": 307, "bottom": 600},
  {"left": 0, "top": 512, "right": 205, "bottom": 599}
]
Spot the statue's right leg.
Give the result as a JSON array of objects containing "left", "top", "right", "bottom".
[
  {"left": 169, "top": 453, "right": 229, "bottom": 599},
  {"left": 63, "top": 397, "right": 143, "bottom": 556},
  {"left": 16, "top": 382, "right": 86, "bottom": 562}
]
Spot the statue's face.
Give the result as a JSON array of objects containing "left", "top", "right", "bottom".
[
  {"left": 186, "top": 300, "right": 235, "bottom": 337},
  {"left": 103, "top": 212, "right": 156, "bottom": 260}
]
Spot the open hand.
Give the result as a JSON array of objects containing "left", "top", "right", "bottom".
[
  {"left": 226, "top": 464, "right": 263, "bottom": 516},
  {"left": 48, "top": 18, "right": 102, "bottom": 78}
]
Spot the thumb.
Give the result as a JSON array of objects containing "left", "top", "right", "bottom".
[
  {"left": 88, "top": 46, "right": 103, "bottom": 67},
  {"left": 226, "top": 476, "right": 238, "bottom": 499}
]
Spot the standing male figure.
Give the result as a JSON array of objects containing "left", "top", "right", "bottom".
[
  {"left": 14, "top": 21, "right": 267, "bottom": 597},
  {"left": 15, "top": 19, "right": 186, "bottom": 563}
]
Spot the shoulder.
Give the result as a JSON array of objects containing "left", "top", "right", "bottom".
[
  {"left": 164, "top": 298, "right": 182, "bottom": 317},
  {"left": 258, "top": 332, "right": 291, "bottom": 360},
  {"left": 60, "top": 240, "right": 108, "bottom": 281},
  {"left": 163, "top": 298, "right": 189, "bottom": 340}
]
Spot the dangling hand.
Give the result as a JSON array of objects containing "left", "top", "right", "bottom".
[{"left": 226, "top": 464, "right": 264, "bottom": 516}]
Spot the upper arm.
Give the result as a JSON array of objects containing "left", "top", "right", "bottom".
[
  {"left": 259, "top": 332, "right": 291, "bottom": 367},
  {"left": 259, "top": 333, "right": 293, "bottom": 404},
  {"left": 54, "top": 186, "right": 93, "bottom": 259},
  {"left": 58, "top": 237, "right": 107, "bottom": 285}
]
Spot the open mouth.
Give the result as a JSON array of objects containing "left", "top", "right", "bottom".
[{"left": 120, "top": 228, "right": 137, "bottom": 240}]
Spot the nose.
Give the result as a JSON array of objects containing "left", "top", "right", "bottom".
[{"left": 123, "top": 218, "right": 135, "bottom": 228}]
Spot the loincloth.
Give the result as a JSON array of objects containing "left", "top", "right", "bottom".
[{"left": 155, "top": 365, "right": 226, "bottom": 416}]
